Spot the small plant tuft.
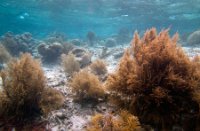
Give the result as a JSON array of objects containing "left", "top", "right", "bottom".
[
  {"left": 61, "top": 53, "right": 80, "bottom": 76},
  {"left": 70, "top": 70, "right": 105, "bottom": 103},
  {"left": 90, "top": 59, "right": 107, "bottom": 76},
  {"left": 87, "top": 110, "right": 141, "bottom": 131}
]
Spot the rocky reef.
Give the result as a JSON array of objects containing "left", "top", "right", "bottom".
[
  {"left": 187, "top": 30, "right": 200, "bottom": 46},
  {"left": 0, "top": 32, "right": 38, "bottom": 56}
]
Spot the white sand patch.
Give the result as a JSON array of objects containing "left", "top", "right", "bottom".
[{"left": 70, "top": 115, "right": 89, "bottom": 131}]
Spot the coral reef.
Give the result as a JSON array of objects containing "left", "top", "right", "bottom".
[
  {"left": 90, "top": 59, "right": 107, "bottom": 76},
  {"left": 0, "top": 32, "right": 37, "bottom": 56},
  {"left": 37, "top": 42, "right": 63, "bottom": 63},
  {"left": 187, "top": 30, "right": 200, "bottom": 45},
  {"left": 0, "top": 44, "right": 11, "bottom": 64},
  {"left": 86, "top": 31, "right": 97, "bottom": 46},
  {"left": 61, "top": 53, "right": 80, "bottom": 76},
  {"left": 0, "top": 53, "right": 64, "bottom": 123},
  {"left": 70, "top": 70, "right": 105, "bottom": 103},
  {"left": 87, "top": 110, "right": 141, "bottom": 131},
  {"left": 106, "top": 28, "right": 200, "bottom": 130}
]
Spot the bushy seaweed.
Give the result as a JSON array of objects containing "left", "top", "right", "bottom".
[
  {"left": 61, "top": 53, "right": 80, "bottom": 76},
  {"left": 87, "top": 110, "right": 141, "bottom": 131},
  {"left": 70, "top": 70, "right": 105, "bottom": 103},
  {"left": 90, "top": 59, "right": 107, "bottom": 76},
  {"left": 0, "top": 53, "right": 64, "bottom": 123},
  {"left": 106, "top": 28, "right": 200, "bottom": 130}
]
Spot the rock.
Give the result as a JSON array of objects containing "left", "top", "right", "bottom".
[
  {"left": 71, "top": 48, "right": 86, "bottom": 57},
  {"left": 96, "top": 105, "right": 107, "bottom": 113},
  {"left": 58, "top": 127, "right": 66, "bottom": 131},
  {"left": 70, "top": 48, "right": 92, "bottom": 68},
  {"left": 37, "top": 42, "right": 63, "bottom": 63},
  {"left": 187, "top": 30, "right": 200, "bottom": 45},
  {"left": 21, "top": 32, "right": 32, "bottom": 43},
  {"left": 55, "top": 112, "right": 66, "bottom": 120},
  {"left": 78, "top": 53, "right": 92, "bottom": 67},
  {"left": 105, "top": 38, "right": 117, "bottom": 47},
  {"left": 1, "top": 32, "right": 37, "bottom": 56}
]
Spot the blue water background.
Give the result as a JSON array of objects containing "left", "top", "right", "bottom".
[{"left": 0, "top": 0, "right": 200, "bottom": 39}]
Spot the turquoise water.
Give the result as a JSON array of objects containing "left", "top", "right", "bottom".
[{"left": 0, "top": 0, "right": 200, "bottom": 38}]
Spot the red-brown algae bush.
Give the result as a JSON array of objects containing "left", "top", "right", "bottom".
[
  {"left": 40, "top": 87, "right": 64, "bottom": 115},
  {"left": 61, "top": 53, "right": 80, "bottom": 76},
  {"left": 87, "top": 110, "right": 141, "bottom": 131},
  {"left": 70, "top": 70, "right": 105, "bottom": 103},
  {"left": 90, "top": 59, "right": 107, "bottom": 76},
  {"left": 0, "top": 53, "right": 64, "bottom": 123},
  {"left": 106, "top": 28, "right": 200, "bottom": 130}
]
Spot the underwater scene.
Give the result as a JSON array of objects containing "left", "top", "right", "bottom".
[{"left": 0, "top": 0, "right": 200, "bottom": 131}]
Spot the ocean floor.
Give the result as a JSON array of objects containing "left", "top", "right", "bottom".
[{"left": 39, "top": 45, "right": 200, "bottom": 131}]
